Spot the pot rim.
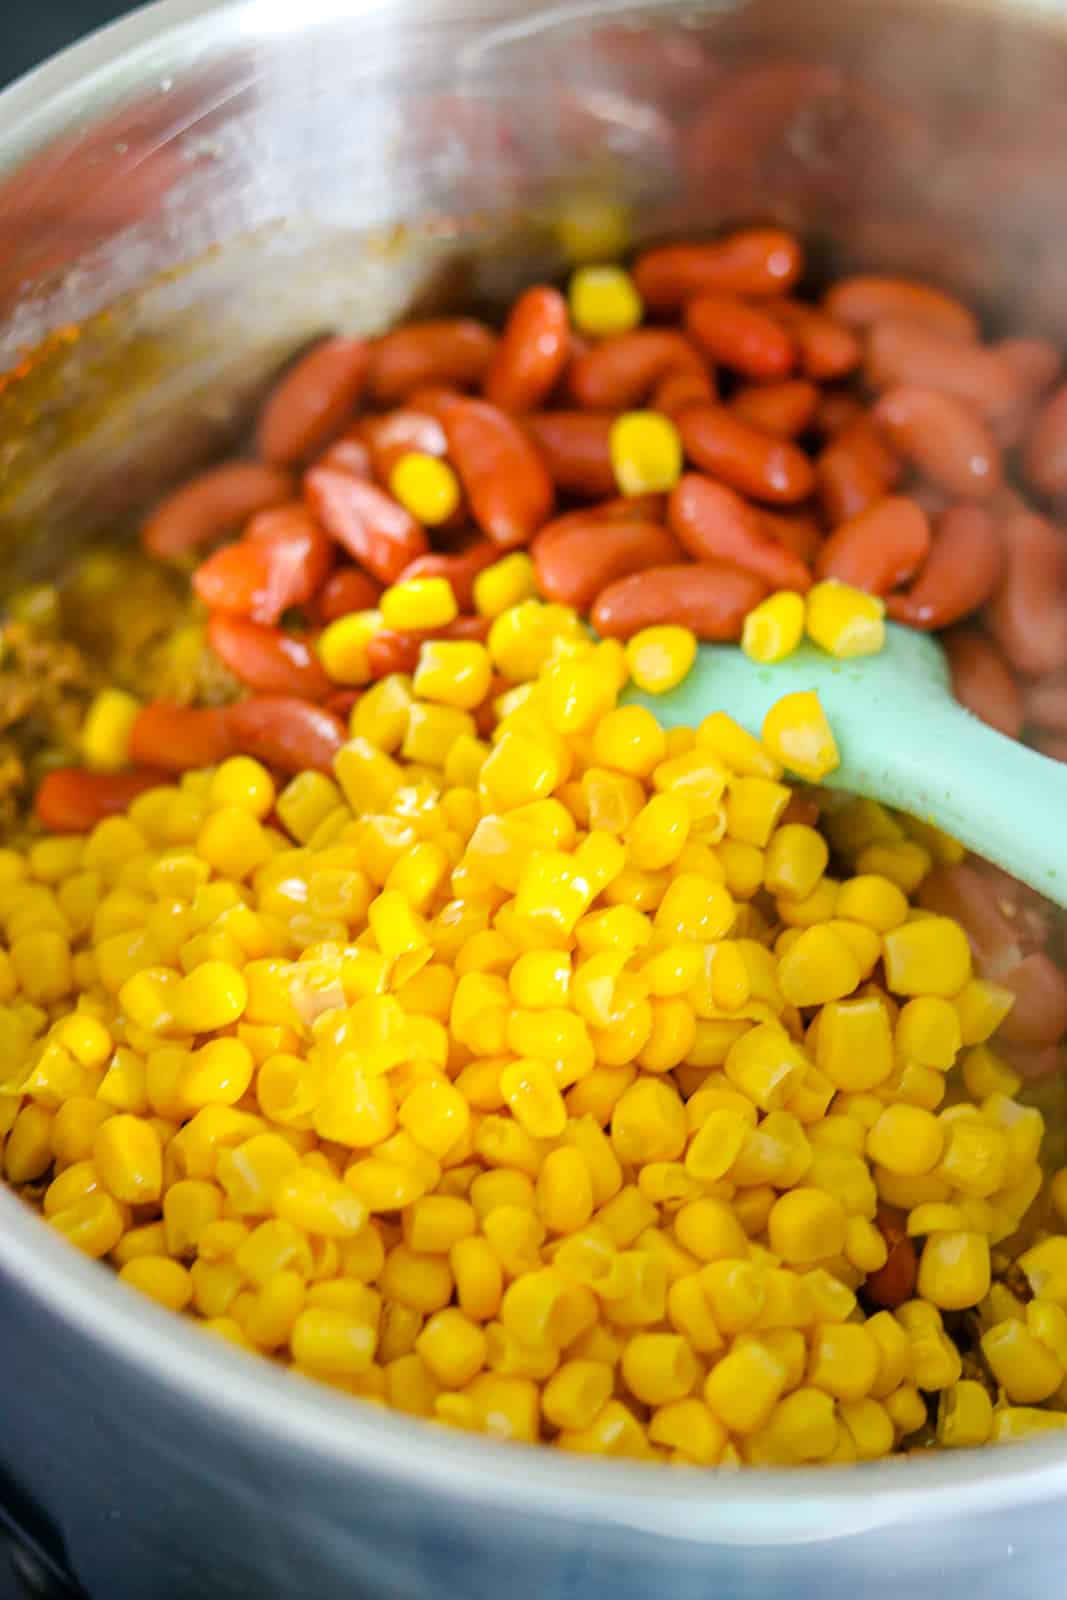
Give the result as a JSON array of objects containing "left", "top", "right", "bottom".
[{"left": 3, "top": 0, "right": 1067, "bottom": 1541}]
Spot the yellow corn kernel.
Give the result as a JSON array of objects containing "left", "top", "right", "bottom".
[
  {"left": 867, "top": 1104, "right": 944, "bottom": 1177},
  {"left": 894, "top": 996, "right": 961, "bottom": 1072},
  {"left": 938, "top": 1121, "right": 1007, "bottom": 1198},
  {"left": 273, "top": 1165, "right": 369, "bottom": 1237},
  {"left": 446, "top": 1235, "right": 501, "bottom": 1324},
  {"left": 673, "top": 1198, "right": 749, "bottom": 1264},
  {"left": 479, "top": 729, "right": 564, "bottom": 811},
  {"left": 865, "top": 1310, "right": 913, "bottom": 1400},
  {"left": 118, "top": 1255, "right": 193, "bottom": 1312},
  {"left": 533, "top": 1146, "right": 594, "bottom": 1236},
  {"left": 410, "top": 643, "right": 492, "bottom": 715},
  {"left": 399, "top": 1194, "right": 475, "bottom": 1255},
  {"left": 813, "top": 995, "right": 894, "bottom": 1092},
  {"left": 762, "top": 824, "right": 828, "bottom": 901},
  {"left": 724, "top": 777, "right": 791, "bottom": 850},
  {"left": 176, "top": 1039, "right": 255, "bottom": 1115},
  {"left": 723, "top": 1022, "right": 805, "bottom": 1111},
  {"left": 318, "top": 610, "right": 382, "bottom": 685},
  {"left": 290, "top": 1306, "right": 377, "bottom": 1377},
  {"left": 882, "top": 917, "right": 972, "bottom": 998},
  {"left": 206, "top": 756, "right": 274, "bottom": 820},
  {"left": 414, "top": 1307, "right": 488, "bottom": 1388},
  {"left": 50, "top": 1098, "right": 113, "bottom": 1167},
  {"left": 805, "top": 579, "right": 885, "bottom": 658},
  {"left": 838, "top": 1396, "right": 895, "bottom": 1460},
  {"left": 1049, "top": 1170, "right": 1067, "bottom": 1229},
  {"left": 592, "top": 705, "right": 667, "bottom": 779},
  {"left": 767, "top": 1187, "right": 846, "bottom": 1266},
  {"left": 960, "top": 1044, "right": 1022, "bottom": 1103},
  {"left": 761, "top": 691, "right": 839, "bottom": 782},
  {"left": 173, "top": 961, "right": 247, "bottom": 1034},
  {"left": 92, "top": 1114, "right": 162, "bottom": 1204},
  {"left": 993, "top": 1408, "right": 1067, "bottom": 1444},
  {"left": 389, "top": 451, "right": 461, "bottom": 526},
  {"left": 777, "top": 924, "right": 861, "bottom": 1007},
  {"left": 621, "top": 1332, "right": 700, "bottom": 1406},
  {"left": 162, "top": 1179, "right": 223, "bottom": 1257},
  {"left": 624, "top": 626, "right": 697, "bottom": 694},
  {"left": 473, "top": 552, "right": 538, "bottom": 619},
  {"left": 607, "top": 406, "right": 684, "bottom": 492},
  {"left": 397, "top": 1076, "right": 469, "bottom": 1159},
  {"left": 1026, "top": 1299, "right": 1067, "bottom": 1370},
  {"left": 806, "top": 1322, "right": 880, "bottom": 1401},
  {"left": 741, "top": 591, "right": 805, "bottom": 664},
  {"left": 79, "top": 686, "right": 141, "bottom": 772},
  {"left": 954, "top": 978, "right": 1015, "bottom": 1047},
  {"left": 50, "top": 1192, "right": 127, "bottom": 1259},
  {"left": 981, "top": 1318, "right": 1065, "bottom": 1403},
  {"left": 880, "top": 1383, "right": 926, "bottom": 1439},
  {"left": 607, "top": 1078, "right": 685, "bottom": 1168},
  {"left": 569, "top": 263, "right": 643, "bottom": 335},
  {"left": 705, "top": 1339, "right": 787, "bottom": 1435},
  {"left": 11, "top": 929, "right": 72, "bottom": 1004},
  {"left": 917, "top": 1231, "right": 990, "bottom": 1311}
]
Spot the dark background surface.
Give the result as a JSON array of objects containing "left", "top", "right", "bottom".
[{"left": 1, "top": 0, "right": 138, "bottom": 90}]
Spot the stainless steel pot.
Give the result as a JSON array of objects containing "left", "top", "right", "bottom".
[{"left": 4, "top": 1, "right": 1067, "bottom": 1595}]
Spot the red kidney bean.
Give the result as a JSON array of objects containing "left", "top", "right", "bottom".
[
  {"left": 226, "top": 697, "right": 346, "bottom": 775},
  {"left": 1023, "top": 381, "right": 1067, "bottom": 498},
  {"left": 873, "top": 386, "right": 1002, "bottom": 500},
  {"left": 324, "top": 690, "right": 361, "bottom": 722},
  {"left": 207, "top": 616, "right": 332, "bottom": 700},
  {"left": 366, "top": 320, "right": 497, "bottom": 405},
  {"left": 523, "top": 412, "right": 617, "bottom": 499},
  {"left": 1034, "top": 730, "right": 1067, "bottom": 763},
  {"left": 313, "top": 567, "right": 382, "bottom": 624},
  {"left": 531, "top": 495, "right": 667, "bottom": 557},
  {"left": 304, "top": 466, "right": 428, "bottom": 583},
  {"left": 141, "top": 463, "right": 293, "bottom": 560},
  {"left": 760, "top": 509, "right": 822, "bottom": 565},
  {"left": 767, "top": 301, "right": 862, "bottom": 381},
  {"left": 314, "top": 428, "right": 374, "bottom": 479},
  {"left": 534, "top": 521, "right": 683, "bottom": 610},
  {"left": 669, "top": 474, "right": 812, "bottom": 591},
  {"left": 366, "top": 615, "right": 490, "bottom": 679},
  {"left": 918, "top": 862, "right": 1024, "bottom": 976},
  {"left": 942, "top": 628, "right": 1023, "bottom": 739},
  {"left": 677, "top": 404, "right": 815, "bottom": 505},
  {"left": 35, "top": 768, "right": 168, "bottom": 833},
  {"left": 685, "top": 295, "right": 797, "bottom": 380},
  {"left": 397, "top": 538, "right": 499, "bottom": 611},
  {"left": 257, "top": 337, "right": 371, "bottom": 466},
  {"left": 729, "top": 379, "right": 820, "bottom": 440},
  {"left": 815, "top": 495, "right": 929, "bottom": 594},
  {"left": 441, "top": 396, "right": 555, "bottom": 545},
  {"left": 568, "top": 330, "right": 708, "bottom": 411},
  {"left": 984, "top": 510, "right": 1067, "bottom": 677},
  {"left": 865, "top": 1210, "right": 918, "bottom": 1309},
  {"left": 996, "top": 337, "right": 1064, "bottom": 399},
  {"left": 591, "top": 561, "right": 768, "bottom": 641},
  {"left": 998, "top": 1042, "right": 1065, "bottom": 1083},
  {"left": 865, "top": 320, "right": 1021, "bottom": 420},
  {"left": 129, "top": 704, "right": 237, "bottom": 771},
  {"left": 813, "top": 390, "right": 866, "bottom": 439},
  {"left": 632, "top": 228, "right": 804, "bottom": 308},
  {"left": 1022, "top": 671, "right": 1067, "bottom": 732},
  {"left": 997, "top": 953, "right": 1067, "bottom": 1046},
  {"left": 358, "top": 409, "right": 448, "bottom": 482},
  {"left": 483, "top": 286, "right": 570, "bottom": 413},
  {"left": 887, "top": 505, "right": 1003, "bottom": 630},
  {"left": 651, "top": 370, "right": 717, "bottom": 415},
  {"left": 823, "top": 276, "right": 979, "bottom": 340},
  {"left": 195, "top": 508, "right": 334, "bottom": 625}
]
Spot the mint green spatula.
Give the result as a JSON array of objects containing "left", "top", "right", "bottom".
[{"left": 622, "top": 622, "right": 1067, "bottom": 908}]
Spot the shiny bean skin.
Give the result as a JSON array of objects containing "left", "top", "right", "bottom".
[
  {"left": 591, "top": 561, "right": 768, "bottom": 641},
  {"left": 767, "top": 301, "right": 862, "bottom": 381},
  {"left": 523, "top": 413, "right": 617, "bottom": 498},
  {"left": 685, "top": 294, "right": 797, "bottom": 380},
  {"left": 366, "top": 615, "right": 491, "bottom": 679},
  {"left": 313, "top": 567, "right": 383, "bottom": 624},
  {"left": 984, "top": 511, "right": 1067, "bottom": 678},
  {"left": 483, "top": 286, "right": 570, "bottom": 413},
  {"left": 314, "top": 429, "right": 374, "bottom": 479},
  {"left": 442, "top": 396, "right": 555, "bottom": 545},
  {"left": 35, "top": 769, "right": 169, "bottom": 833},
  {"left": 568, "top": 330, "right": 708, "bottom": 411},
  {"left": 815, "top": 496, "right": 930, "bottom": 594},
  {"left": 942, "top": 628, "right": 1023, "bottom": 739},
  {"left": 760, "top": 509, "right": 822, "bottom": 565},
  {"left": 1023, "top": 382, "right": 1067, "bottom": 498},
  {"left": 632, "top": 228, "right": 804, "bottom": 308},
  {"left": 887, "top": 505, "right": 1003, "bottom": 630},
  {"left": 358, "top": 409, "right": 448, "bottom": 482},
  {"left": 816, "top": 444, "right": 888, "bottom": 526},
  {"left": 533, "top": 521, "right": 683, "bottom": 609},
  {"left": 812, "top": 390, "right": 865, "bottom": 439},
  {"left": 195, "top": 507, "right": 334, "bottom": 625},
  {"left": 651, "top": 370, "right": 717, "bottom": 415},
  {"left": 873, "top": 386, "right": 1002, "bottom": 500},
  {"left": 1022, "top": 671, "right": 1067, "bottom": 732},
  {"left": 997, "top": 953, "right": 1067, "bottom": 1046},
  {"left": 141, "top": 463, "right": 293, "bottom": 561},
  {"left": 397, "top": 539, "right": 499, "bottom": 611},
  {"left": 669, "top": 474, "right": 812, "bottom": 591},
  {"left": 677, "top": 404, "right": 815, "bottom": 505},
  {"left": 225, "top": 697, "right": 346, "bottom": 775},
  {"left": 129, "top": 705, "right": 237, "bottom": 772},
  {"left": 996, "top": 338, "right": 1064, "bottom": 400},
  {"left": 1035, "top": 730, "right": 1067, "bottom": 763},
  {"left": 823, "top": 276, "right": 979, "bottom": 340},
  {"left": 366, "top": 319, "right": 497, "bottom": 405},
  {"left": 864, "top": 320, "right": 1020, "bottom": 420},
  {"left": 864, "top": 1209, "right": 918, "bottom": 1310},
  {"left": 304, "top": 466, "right": 428, "bottom": 583},
  {"left": 257, "top": 337, "right": 371, "bottom": 466},
  {"left": 531, "top": 495, "right": 667, "bottom": 558},
  {"left": 207, "top": 616, "right": 333, "bottom": 700},
  {"left": 730, "top": 379, "right": 820, "bottom": 440}
]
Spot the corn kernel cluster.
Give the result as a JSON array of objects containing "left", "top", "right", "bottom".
[
  {"left": 5, "top": 594, "right": 1067, "bottom": 1464},
  {"left": 743, "top": 580, "right": 886, "bottom": 667}
]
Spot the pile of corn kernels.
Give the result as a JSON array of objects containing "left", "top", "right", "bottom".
[{"left": 7, "top": 589, "right": 1067, "bottom": 1467}]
